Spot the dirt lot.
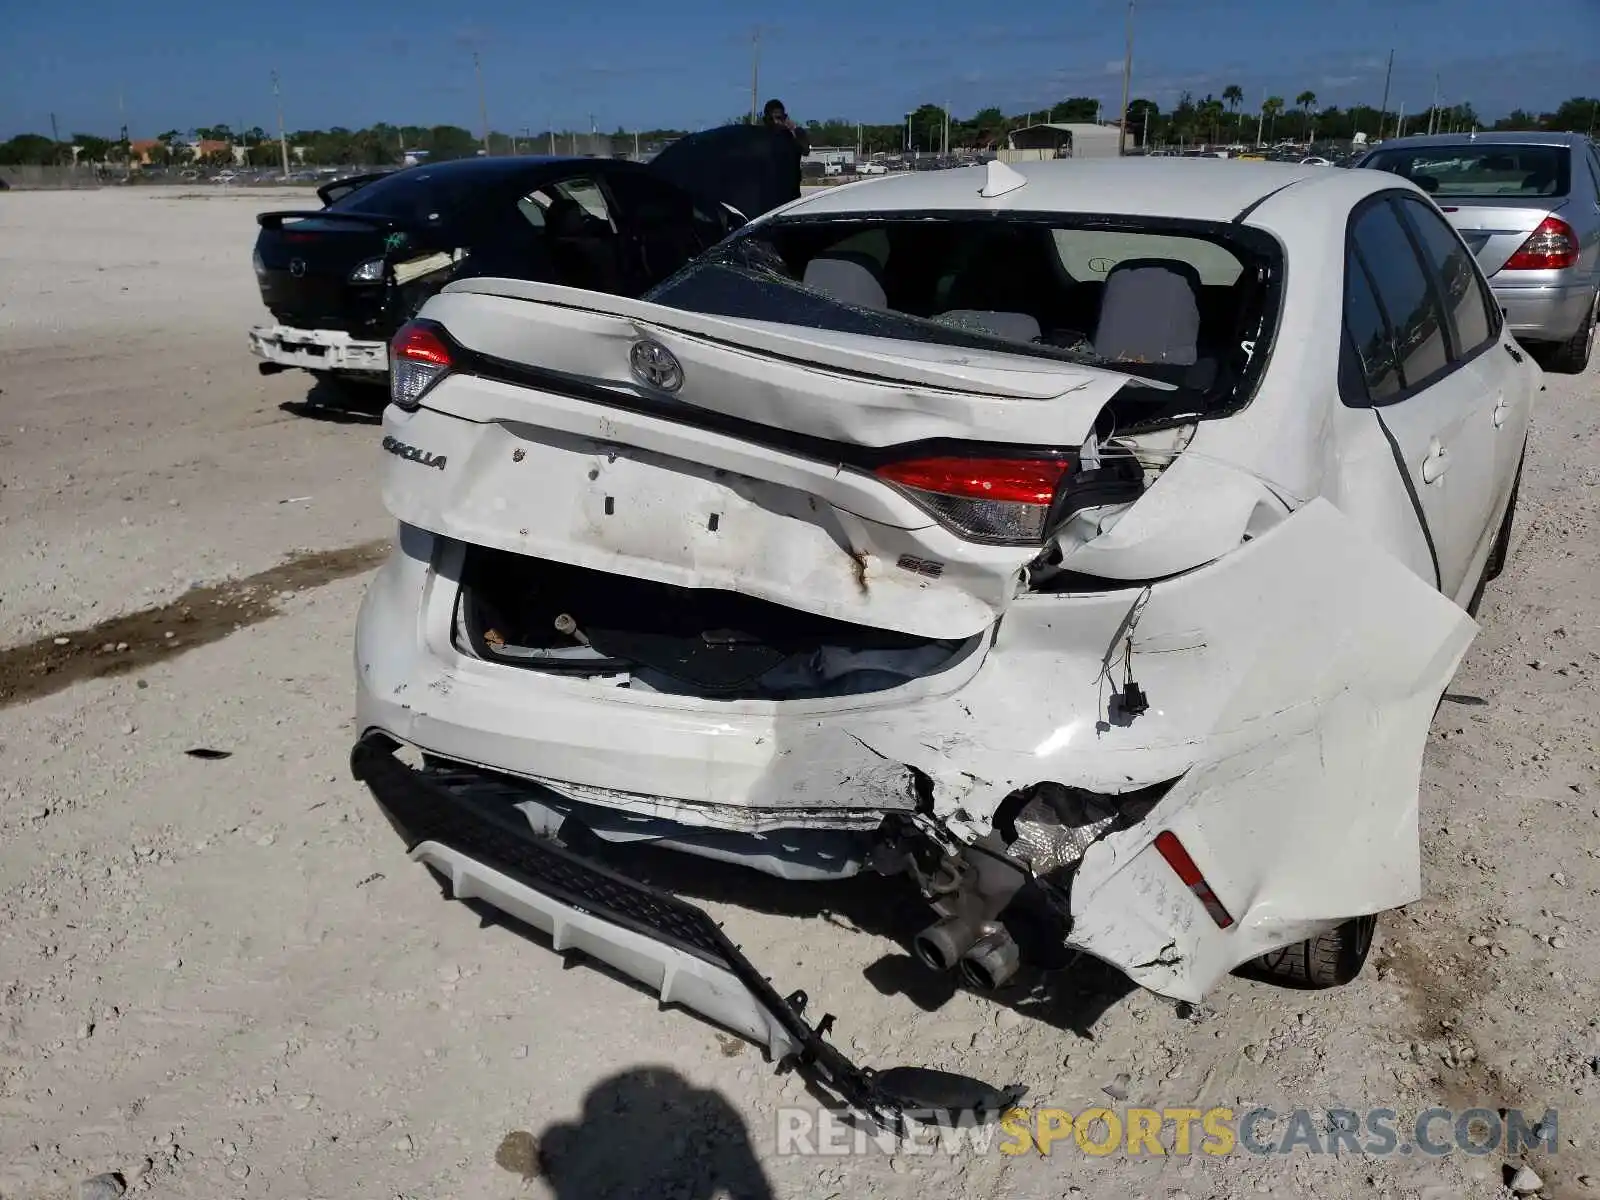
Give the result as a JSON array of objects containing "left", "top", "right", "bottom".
[{"left": 2, "top": 187, "right": 1598, "bottom": 1200}]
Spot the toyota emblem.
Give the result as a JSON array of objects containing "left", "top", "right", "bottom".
[
  {"left": 629, "top": 338, "right": 683, "bottom": 393},
  {"left": 289, "top": 258, "right": 307, "bottom": 278}
]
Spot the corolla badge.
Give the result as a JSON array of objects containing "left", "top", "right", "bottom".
[
  {"left": 629, "top": 338, "right": 683, "bottom": 393},
  {"left": 288, "top": 258, "right": 307, "bottom": 277}
]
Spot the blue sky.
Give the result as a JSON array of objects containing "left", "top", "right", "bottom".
[{"left": 5, "top": 0, "right": 1595, "bottom": 138}]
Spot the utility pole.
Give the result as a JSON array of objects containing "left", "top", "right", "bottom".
[
  {"left": 473, "top": 51, "right": 490, "bottom": 154},
  {"left": 1428, "top": 74, "right": 1440, "bottom": 135},
  {"left": 905, "top": 112, "right": 911, "bottom": 153},
  {"left": 1396, "top": 102, "right": 1406, "bottom": 139},
  {"left": 1256, "top": 91, "right": 1265, "bottom": 148},
  {"left": 272, "top": 70, "right": 290, "bottom": 178},
  {"left": 749, "top": 28, "right": 761, "bottom": 124},
  {"left": 1377, "top": 48, "right": 1394, "bottom": 140},
  {"left": 119, "top": 90, "right": 131, "bottom": 179},
  {"left": 1117, "top": 0, "right": 1135, "bottom": 155}
]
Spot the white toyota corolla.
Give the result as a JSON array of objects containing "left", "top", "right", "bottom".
[{"left": 350, "top": 158, "right": 1537, "bottom": 1114}]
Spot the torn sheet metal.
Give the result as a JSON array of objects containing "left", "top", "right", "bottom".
[
  {"left": 828, "top": 498, "right": 1476, "bottom": 997},
  {"left": 377, "top": 402, "right": 1046, "bottom": 640}
]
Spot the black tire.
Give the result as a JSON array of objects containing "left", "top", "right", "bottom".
[
  {"left": 1536, "top": 290, "right": 1596, "bottom": 375},
  {"left": 1248, "top": 914, "right": 1376, "bottom": 989},
  {"left": 1483, "top": 454, "right": 1522, "bottom": 583}
]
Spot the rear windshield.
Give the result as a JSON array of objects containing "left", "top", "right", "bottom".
[
  {"left": 644, "top": 214, "right": 1278, "bottom": 418},
  {"left": 327, "top": 167, "right": 485, "bottom": 225},
  {"left": 1362, "top": 144, "right": 1570, "bottom": 198}
]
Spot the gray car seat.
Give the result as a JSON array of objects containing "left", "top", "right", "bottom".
[
  {"left": 1092, "top": 258, "right": 1203, "bottom": 366},
  {"left": 802, "top": 252, "right": 887, "bottom": 309}
]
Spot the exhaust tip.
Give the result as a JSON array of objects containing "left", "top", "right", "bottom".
[
  {"left": 913, "top": 915, "right": 980, "bottom": 973},
  {"left": 959, "top": 929, "right": 1022, "bottom": 991}
]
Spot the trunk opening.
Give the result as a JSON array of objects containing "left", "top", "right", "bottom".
[{"left": 455, "top": 545, "right": 982, "bottom": 701}]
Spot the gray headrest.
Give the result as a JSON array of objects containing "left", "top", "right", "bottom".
[
  {"left": 802, "top": 253, "right": 887, "bottom": 310},
  {"left": 936, "top": 310, "right": 1042, "bottom": 343},
  {"left": 1093, "top": 258, "right": 1202, "bottom": 367}
]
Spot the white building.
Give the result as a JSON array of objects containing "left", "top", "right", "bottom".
[{"left": 998, "top": 123, "right": 1128, "bottom": 162}]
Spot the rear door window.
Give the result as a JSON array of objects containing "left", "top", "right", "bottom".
[
  {"left": 1392, "top": 195, "right": 1495, "bottom": 359},
  {"left": 1349, "top": 199, "right": 1451, "bottom": 389},
  {"left": 1343, "top": 248, "right": 1403, "bottom": 405},
  {"left": 514, "top": 175, "right": 625, "bottom": 292}
]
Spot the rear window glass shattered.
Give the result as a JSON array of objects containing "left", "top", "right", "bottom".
[{"left": 645, "top": 212, "right": 1278, "bottom": 416}]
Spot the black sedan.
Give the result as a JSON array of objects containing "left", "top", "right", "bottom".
[{"left": 249, "top": 128, "right": 800, "bottom": 384}]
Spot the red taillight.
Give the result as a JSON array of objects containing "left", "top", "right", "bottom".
[
  {"left": 389, "top": 322, "right": 453, "bottom": 410},
  {"left": 1153, "top": 830, "right": 1234, "bottom": 929},
  {"left": 874, "top": 455, "right": 1071, "bottom": 544},
  {"left": 1502, "top": 216, "right": 1580, "bottom": 271}
]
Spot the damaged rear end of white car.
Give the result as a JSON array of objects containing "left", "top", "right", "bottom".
[{"left": 351, "top": 189, "right": 1478, "bottom": 1121}]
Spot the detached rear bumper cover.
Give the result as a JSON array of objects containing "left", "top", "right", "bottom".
[
  {"left": 249, "top": 324, "right": 388, "bottom": 372},
  {"left": 350, "top": 732, "right": 1022, "bottom": 1125}
]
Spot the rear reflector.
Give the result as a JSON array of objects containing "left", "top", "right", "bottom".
[
  {"left": 1153, "top": 830, "right": 1234, "bottom": 929},
  {"left": 390, "top": 321, "right": 453, "bottom": 411},
  {"left": 1502, "top": 216, "right": 1580, "bottom": 271},
  {"left": 875, "top": 455, "right": 1071, "bottom": 544}
]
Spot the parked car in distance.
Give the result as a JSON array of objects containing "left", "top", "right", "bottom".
[
  {"left": 249, "top": 151, "right": 744, "bottom": 385},
  {"left": 351, "top": 159, "right": 1537, "bottom": 1110},
  {"left": 1357, "top": 131, "right": 1600, "bottom": 372}
]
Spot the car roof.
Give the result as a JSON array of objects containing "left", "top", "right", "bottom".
[
  {"left": 1364, "top": 130, "right": 1588, "bottom": 151},
  {"left": 780, "top": 157, "right": 1388, "bottom": 224},
  {"left": 378, "top": 154, "right": 627, "bottom": 185}
]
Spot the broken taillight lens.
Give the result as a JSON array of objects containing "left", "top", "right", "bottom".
[
  {"left": 1154, "top": 830, "right": 1234, "bottom": 929},
  {"left": 390, "top": 320, "right": 453, "bottom": 411},
  {"left": 1502, "top": 216, "right": 1580, "bottom": 271},
  {"left": 875, "top": 455, "right": 1071, "bottom": 544}
]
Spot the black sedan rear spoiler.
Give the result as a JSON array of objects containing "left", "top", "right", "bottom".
[{"left": 256, "top": 210, "right": 403, "bottom": 231}]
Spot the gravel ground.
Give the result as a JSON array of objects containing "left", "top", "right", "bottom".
[{"left": 1, "top": 187, "right": 1598, "bottom": 1200}]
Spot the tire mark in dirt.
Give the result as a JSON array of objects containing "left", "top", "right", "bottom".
[
  {"left": 1383, "top": 922, "right": 1584, "bottom": 1198},
  {"left": 0, "top": 539, "right": 390, "bottom": 708}
]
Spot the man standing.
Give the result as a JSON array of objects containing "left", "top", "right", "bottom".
[{"left": 762, "top": 98, "right": 810, "bottom": 201}]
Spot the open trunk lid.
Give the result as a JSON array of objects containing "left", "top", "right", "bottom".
[{"left": 387, "top": 281, "right": 1145, "bottom": 643}]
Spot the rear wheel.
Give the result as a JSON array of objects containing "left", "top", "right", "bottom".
[
  {"left": 1248, "top": 914, "right": 1376, "bottom": 989},
  {"left": 1538, "top": 290, "right": 1596, "bottom": 375}
]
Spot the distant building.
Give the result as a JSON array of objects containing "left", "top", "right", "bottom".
[
  {"left": 998, "top": 123, "right": 1128, "bottom": 161},
  {"left": 803, "top": 145, "right": 857, "bottom": 169}
]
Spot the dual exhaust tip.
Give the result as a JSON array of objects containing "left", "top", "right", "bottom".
[{"left": 913, "top": 915, "right": 1022, "bottom": 991}]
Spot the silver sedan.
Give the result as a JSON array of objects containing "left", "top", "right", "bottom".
[{"left": 1357, "top": 131, "right": 1600, "bottom": 373}]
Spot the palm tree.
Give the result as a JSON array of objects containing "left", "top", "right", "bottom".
[
  {"left": 1223, "top": 85, "right": 1244, "bottom": 138},
  {"left": 1263, "top": 96, "right": 1285, "bottom": 143},
  {"left": 1295, "top": 91, "right": 1317, "bottom": 140},
  {"left": 1198, "top": 98, "right": 1226, "bottom": 146}
]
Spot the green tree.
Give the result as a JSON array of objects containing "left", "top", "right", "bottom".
[
  {"left": 1545, "top": 96, "right": 1599, "bottom": 132},
  {"left": 1197, "top": 96, "right": 1225, "bottom": 144},
  {"left": 71, "top": 133, "right": 112, "bottom": 163},
  {"left": 1222, "top": 84, "right": 1244, "bottom": 135},
  {"left": 1263, "top": 96, "right": 1285, "bottom": 141},
  {"left": 1295, "top": 91, "right": 1317, "bottom": 138}
]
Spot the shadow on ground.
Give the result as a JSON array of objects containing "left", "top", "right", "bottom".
[
  {"left": 511, "top": 1067, "right": 775, "bottom": 1199},
  {"left": 278, "top": 373, "right": 386, "bottom": 424}
]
